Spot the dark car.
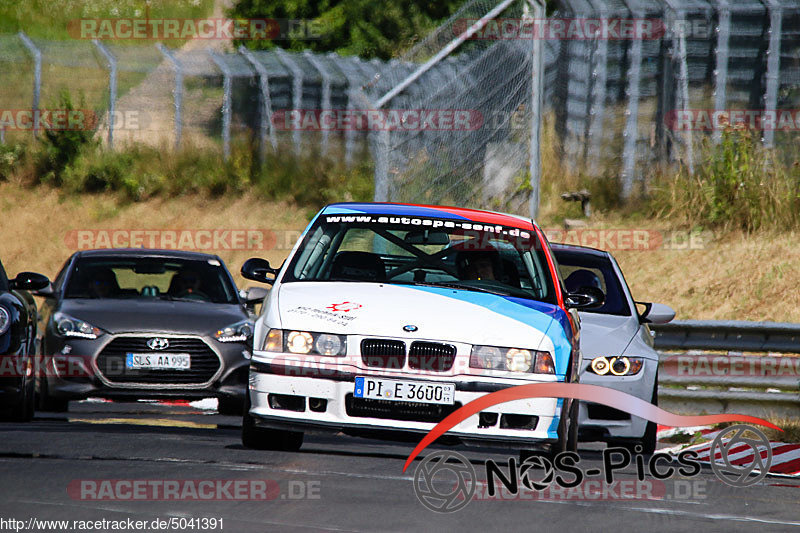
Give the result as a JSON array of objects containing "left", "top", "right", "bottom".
[
  {"left": 37, "top": 249, "right": 258, "bottom": 414},
  {"left": 0, "top": 259, "right": 50, "bottom": 421}
]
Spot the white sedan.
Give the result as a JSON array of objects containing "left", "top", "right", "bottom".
[{"left": 552, "top": 243, "right": 675, "bottom": 453}]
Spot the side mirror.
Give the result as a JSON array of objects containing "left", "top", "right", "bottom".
[
  {"left": 10, "top": 272, "right": 50, "bottom": 292},
  {"left": 241, "top": 286, "right": 269, "bottom": 304},
  {"left": 33, "top": 283, "right": 55, "bottom": 298},
  {"left": 241, "top": 258, "right": 278, "bottom": 285},
  {"left": 637, "top": 302, "right": 675, "bottom": 324},
  {"left": 564, "top": 286, "right": 605, "bottom": 310}
]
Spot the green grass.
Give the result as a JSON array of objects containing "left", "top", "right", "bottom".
[
  {"left": 0, "top": 0, "right": 215, "bottom": 44},
  {"left": 0, "top": 126, "right": 374, "bottom": 209}
]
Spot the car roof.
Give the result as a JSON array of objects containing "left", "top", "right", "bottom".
[
  {"left": 322, "top": 202, "right": 535, "bottom": 231},
  {"left": 549, "top": 242, "right": 612, "bottom": 259},
  {"left": 74, "top": 248, "right": 222, "bottom": 261}
]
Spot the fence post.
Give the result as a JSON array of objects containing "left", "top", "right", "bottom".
[
  {"left": 527, "top": 0, "right": 546, "bottom": 220},
  {"left": 275, "top": 48, "right": 303, "bottom": 155},
  {"left": 338, "top": 55, "right": 363, "bottom": 167},
  {"left": 18, "top": 32, "right": 41, "bottom": 139},
  {"left": 93, "top": 40, "right": 117, "bottom": 148},
  {"left": 621, "top": 2, "right": 644, "bottom": 198},
  {"left": 239, "top": 46, "right": 277, "bottom": 161},
  {"left": 208, "top": 49, "right": 232, "bottom": 161},
  {"left": 763, "top": 0, "right": 782, "bottom": 148},
  {"left": 304, "top": 51, "right": 333, "bottom": 156},
  {"left": 712, "top": 0, "right": 730, "bottom": 144},
  {"left": 664, "top": 0, "right": 695, "bottom": 174},
  {"left": 156, "top": 44, "right": 183, "bottom": 150},
  {"left": 587, "top": 21, "right": 608, "bottom": 175}
]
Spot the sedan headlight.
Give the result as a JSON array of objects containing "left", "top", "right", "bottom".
[
  {"left": 263, "top": 329, "right": 346, "bottom": 357},
  {"left": 588, "top": 356, "right": 643, "bottom": 376},
  {"left": 470, "top": 345, "right": 554, "bottom": 374},
  {"left": 53, "top": 312, "right": 102, "bottom": 339},
  {"left": 214, "top": 320, "right": 254, "bottom": 343},
  {"left": 0, "top": 306, "right": 10, "bottom": 335}
]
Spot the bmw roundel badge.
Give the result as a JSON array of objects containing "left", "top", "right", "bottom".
[{"left": 403, "top": 325, "right": 418, "bottom": 332}]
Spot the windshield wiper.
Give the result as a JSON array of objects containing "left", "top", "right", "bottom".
[{"left": 393, "top": 280, "right": 513, "bottom": 297}]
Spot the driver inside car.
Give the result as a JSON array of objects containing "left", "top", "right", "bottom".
[
  {"left": 169, "top": 270, "right": 205, "bottom": 297},
  {"left": 456, "top": 249, "right": 502, "bottom": 281}
]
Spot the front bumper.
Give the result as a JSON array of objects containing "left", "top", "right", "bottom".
[
  {"left": 248, "top": 355, "right": 565, "bottom": 448},
  {"left": 42, "top": 333, "right": 250, "bottom": 402},
  {"left": 577, "top": 358, "right": 657, "bottom": 441}
]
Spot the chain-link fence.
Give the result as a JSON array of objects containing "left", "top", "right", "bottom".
[{"left": 2, "top": 0, "right": 800, "bottom": 215}]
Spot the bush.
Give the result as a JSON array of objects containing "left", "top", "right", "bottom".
[
  {"left": 36, "top": 91, "right": 98, "bottom": 185},
  {"left": 649, "top": 129, "right": 800, "bottom": 232}
]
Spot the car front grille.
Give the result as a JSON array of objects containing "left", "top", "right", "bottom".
[
  {"left": 344, "top": 394, "right": 462, "bottom": 423},
  {"left": 408, "top": 341, "right": 456, "bottom": 372},
  {"left": 95, "top": 336, "right": 221, "bottom": 385},
  {"left": 360, "top": 339, "right": 406, "bottom": 369}
]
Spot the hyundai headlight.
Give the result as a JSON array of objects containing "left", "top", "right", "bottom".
[
  {"left": 470, "top": 345, "right": 554, "bottom": 374},
  {"left": 53, "top": 312, "right": 102, "bottom": 339},
  {"left": 262, "top": 329, "right": 346, "bottom": 357},
  {"left": 588, "top": 356, "right": 643, "bottom": 376},
  {"left": 214, "top": 320, "right": 254, "bottom": 343}
]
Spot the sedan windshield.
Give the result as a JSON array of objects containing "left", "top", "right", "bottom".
[
  {"left": 553, "top": 250, "right": 631, "bottom": 316},
  {"left": 284, "top": 214, "right": 557, "bottom": 303},
  {"left": 64, "top": 256, "right": 238, "bottom": 304}
]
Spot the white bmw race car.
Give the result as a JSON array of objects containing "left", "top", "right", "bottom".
[
  {"left": 240, "top": 202, "right": 601, "bottom": 455},
  {"left": 551, "top": 243, "right": 675, "bottom": 453}
]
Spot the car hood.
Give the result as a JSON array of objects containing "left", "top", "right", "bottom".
[
  {"left": 577, "top": 312, "right": 640, "bottom": 358},
  {"left": 59, "top": 298, "right": 247, "bottom": 335},
  {"left": 275, "top": 282, "right": 565, "bottom": 350}
]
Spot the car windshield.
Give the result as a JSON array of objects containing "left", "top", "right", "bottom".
[
  {"left": 283, "top": 213, "right": 557, "bottom": 303},
  {"left": 552, "top": 249, "right": 631, "bottom": 316},
  {"left": 63, "top": 256, "right": 238, "bottom": 304}
]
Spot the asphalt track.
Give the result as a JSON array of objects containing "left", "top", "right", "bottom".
[{"left": 0, "top": 400, "right": 798, "bottom": 532}]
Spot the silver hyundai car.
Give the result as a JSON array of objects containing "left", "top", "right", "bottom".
[
  {"left": 551, "top": 243, "right": 675, "bottom": 453},
  {"left": 36, "top": 249, "right": 258, "bottom": 414}
]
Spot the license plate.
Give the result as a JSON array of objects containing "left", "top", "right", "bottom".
[
  {"left": 354, "top": 376, "right": 455, "bottom": 405},
  {"left": 125, "top": 353, "right": 191, "bottom": 370}
]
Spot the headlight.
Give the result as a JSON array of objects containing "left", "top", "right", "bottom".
[
  {"left": 214, "top": 320, "right": 254, "bottom": 343},
  {"left": 263, "top": 329, "right": 346, "bottom": 357},
  {"left": 0, "top": 306, "right": 10, "bottom": 335},
  {"left": 470, "top": 345, "right": 554, "bottom": 374},
  {"left": 588, "top": 356, "right": 643, "bottom": 376},
  {"left": 53, "top": 312, "right": 102, "bottom": 339}
]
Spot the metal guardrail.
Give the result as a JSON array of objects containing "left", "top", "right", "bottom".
[
  {"left": 650, "top": 320, "right": 800, "bottom": 419},
  {"left": 652, "top": 320, "right": 800, "bottom": 353}
]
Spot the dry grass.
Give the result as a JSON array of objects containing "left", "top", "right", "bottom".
[
  {"left": 1, "top": 181, "right": 799, "bottom": 323},
  {"left": 0, "top": 182, "right": 310, "bottom": 290}
]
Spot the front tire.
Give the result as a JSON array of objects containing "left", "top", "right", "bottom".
[
  {"left": 218, "top": 395, "right": 244, "bottom": 416},
  {"left": 241, "top": 395, "right": 303, "bottom": 452},
  {"left": 37, "top": 376, "right": 69, "bottom": 412}
]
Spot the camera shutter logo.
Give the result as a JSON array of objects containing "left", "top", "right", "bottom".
[
  {"left": 710, "top": 424, "right": 772, "bottom": 487},
  {"left": 413, "top": 450, "right": 476, "bottom": 512},
  {"left": 146, "top": 337, "right": 170, "bottom": 351}
]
